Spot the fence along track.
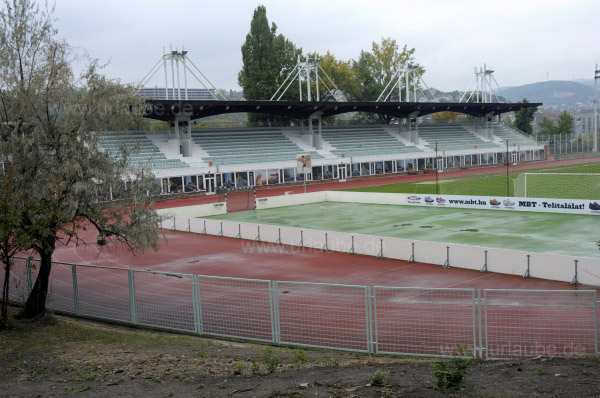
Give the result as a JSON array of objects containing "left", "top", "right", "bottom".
[{"left": 3, "top": 257, "right": 598, "bottom": 359}]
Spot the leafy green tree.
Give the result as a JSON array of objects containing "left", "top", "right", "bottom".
[
  {"left": 0, "top": 0, "right": 163, "bottom": 318},
  {"left": 432, "top": 112, "right": 463, "bottom": 123},
  {"left": 353, "top": 38, "right": 418, "bottom": 123},
  {"left": 556, "top": 111, "right": 573, "bottom": 135},
  {"left": 537, "top": 111, "right": 574, "bottom": 136},
  {"left": 538, "top": 116, "right": 557, "bottom": 135},
  {"left": 238, "top": 5, "right": 301, "bottom": 125},
  {"left": 305, "top": 51, "right": 359, "bottom": 102},
  {"left": 0, "top": 158, "right": 32, "bottom": 328},
  {"left": 513, "top": 99, "right": 537, "bottom": 134}
]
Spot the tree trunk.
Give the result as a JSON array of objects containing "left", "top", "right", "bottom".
[
  {"left": 23, "top": 249, "right": 53, "bottom": 319},
  {"left": 1, "top": 260, "right": 10, "bottom": 327}
]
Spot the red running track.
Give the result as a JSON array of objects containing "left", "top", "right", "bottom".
[{"left": 37, "top": 156, "right": 600, "bottom": 359}]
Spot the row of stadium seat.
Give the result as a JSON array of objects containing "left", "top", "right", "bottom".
[
  {"left": 418, "top": 124, "right": 501, "bottom": 151},
  {"left": 96, "top": 123, "right": 540, "bottom": 170},
  {"left": 322, "top": 126, "right": 421, "bottom": 157},
  {"left": 191, "top": 129, "right": 323, "bottom": 165},
  {"left": 491, "top": 124, "right": 538, "bottom": 147},
  {"left": 97, "top": 132, "right": 189, "bottom": 170}
]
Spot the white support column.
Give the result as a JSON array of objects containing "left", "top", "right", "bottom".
[
  {"left": 175, "top": 115, "right": 192, "bottom": 157},
  {"left": 405, "top": 69, "right": 409, "bottom": 102},
  {"left": 170, "top": 48, "right": 176, "bottom": 100},
  {"left": 163, "top": 50, "right": 169, "bottom": 100},
  {"left": 315, "top": 60, "right": 320, "bottom": 102},
  {"left": 182, "top": 54, "right": 189, "bottom": 100},
  {"left": 175, "top": 58, "right": 182, "bottom": 100}
]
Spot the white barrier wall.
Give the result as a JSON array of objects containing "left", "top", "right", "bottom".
[
  {"left": 162, "top": 215, "right": 600, "bottom": 286},
  {"left": 256, "top": 191, "right": 327, "bottom": 210},
  {"left": 254, "top": 191, "right": 599, "bottom": 216},
  {"left": 157, "top": 202, "right": 227, "bottom": 218}
]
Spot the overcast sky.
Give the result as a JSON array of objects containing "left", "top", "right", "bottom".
[{"left": 53, "top": 0, "right": 599, "bottom": 92}]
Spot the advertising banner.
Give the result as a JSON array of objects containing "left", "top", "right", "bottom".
[{"left": 394, "top": 193, "right": 600, "bottom": 216}]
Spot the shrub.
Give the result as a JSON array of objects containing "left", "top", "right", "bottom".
[
  {"left": 430, "top": 345, "right": 472, "bottom": 390},
  {"left": 371, "top": 369, "right": 390, "bottom": 386},
  {"left": 263, "top": 347, "right": 279, "bottom": 374}
]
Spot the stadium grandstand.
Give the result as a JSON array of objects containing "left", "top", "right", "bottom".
[
  {"left": 97, "top": 50, "right": 544, "bottom": 196},
  {"left": 97, "top": 120, "right": 543, "bottom": 195}
]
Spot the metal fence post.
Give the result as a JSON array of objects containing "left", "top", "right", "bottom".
[
  {"left": 26, "top": 257, "right": 32, "bottom": 293},
  {"left": 372, "top": 287, "right": 378, "bottom": 354},
  {"left": 571, "top": 260, "right": 579, "bottom": 285},
  {"left": 477, "top": 289, "right": 483, "bottom": 359},
  {"left": 472, "top": 289, "right": 477, "bottom": 358},
  {"left": 442, "top": 246, "right": 450, "bottom": 268},
  {"left": 484, "top": 289, "right": 489, "bottom": 359},
  {"left": 191, "top": 275, "right": 203, "bottom": 334},
  {"left": 594, "top": 291, "right": 598, "bottom": 355},
  {"left": 365, "top": 286, "right": 374, "bottom": 353},
  {"left": 523, "top": 255, "right": 531, "bottom": 278},
  {"left": 71, "top": 264, "right": 80, "bottom": 315},
  {"left": 128, "top": 270, "right": 137, "bottom": 325},
  {"left": 269, "top": 280, "right": 280, "bottom": 344},
  {"left": 481, "top": 250, "right": 488, "bottom": 272},
  {"left": 376, "top": 239, "right": 383, "bottom": 259},
  {"left": 254, "top": 226, "right": 260, "bottom": 242}
]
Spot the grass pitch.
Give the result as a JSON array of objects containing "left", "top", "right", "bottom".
[{"left": 344, "top": 162, "right": 600, "bottom": 198}]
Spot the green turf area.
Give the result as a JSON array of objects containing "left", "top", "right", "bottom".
[
  {"left": 208, "top": 202, "right": 600, "bottom": 258},
  {"left": 343, "top": 162, "right": 600, "bottom": 199}
]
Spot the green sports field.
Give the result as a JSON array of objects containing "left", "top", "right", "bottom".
[
  {"left": 344, "top": 162, "right": 600, "bottom": 199},
  {"left": 208, "top": 202, "right": 600, "bottom": 258}
]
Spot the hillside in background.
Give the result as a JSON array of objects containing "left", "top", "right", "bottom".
[{"left": 498, "top": 80, "right": 596, "bottom": 109}]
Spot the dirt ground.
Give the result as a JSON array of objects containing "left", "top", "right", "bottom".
[{"left": 1, "top": 313, "right": 600, "bottom": 398}]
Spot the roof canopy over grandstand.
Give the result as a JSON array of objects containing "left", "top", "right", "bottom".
[{"left": 144, "top": 100, "right": 541, "bottom": 122}]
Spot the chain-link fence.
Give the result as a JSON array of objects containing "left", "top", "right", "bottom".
[
  {"left": 535, "top": 133, "right": 597, "bottom": 156},
  {"left": 2, "top": 257, "right": 598, "bottom": 360}
]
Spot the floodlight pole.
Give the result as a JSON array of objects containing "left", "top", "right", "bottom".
[
  {"left": 435, "top": 143, "right": 439, "bottom": 195},
  {"left": 304, "top": 172, "right": 307, "bottom": 193},
  {"left": 460, "top": 64, "right": 506, "bottom": 104},
  {"left": 506, "top": 139, "right": 510, "bottom": 196},
  {"left": 594, "top": 62, "right": 599, "bottom": 152}
]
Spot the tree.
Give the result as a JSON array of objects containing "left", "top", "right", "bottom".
[
  {"left": 432, "top": 112, "right": 463, "bottom": 124},
  {"left": 238, "top": 5, "right": 302, "bottom": 125},
  {"left": 353, "top": 38, "right": 418, "bottom": 123},
  {"left": 537, "top": 111, "right": 573, "bottom": 136},
  {"left": 0, "top": 0, "right": 163, "bottom": 318},
  {"left": 304, "top": 51, "right": 359, "bottom": 102},
  {"left": 0, "top": 154, "right": 32, "bottom": 327},
  {"left": 538, "top": 116, "right": 557, "bottom": 135},
  {"left": 513, "top": 99, "right": 537, "bottom": 134},
  {"left": 556, "top": 111, "right": 573, "bottom": 135}
]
